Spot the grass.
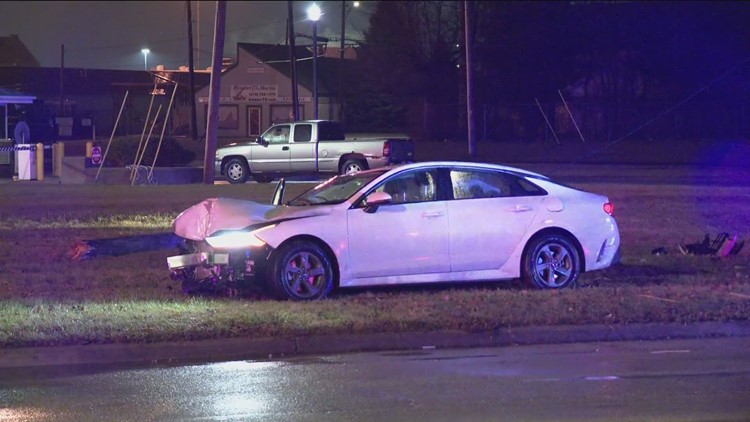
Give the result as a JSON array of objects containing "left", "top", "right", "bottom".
[{"left": 0, "top": 169, "right": 749, "bottom": 348}]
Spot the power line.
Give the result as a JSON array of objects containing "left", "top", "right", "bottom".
[{"left": 562, "top": 55, "right": 750, "bottom": 166}]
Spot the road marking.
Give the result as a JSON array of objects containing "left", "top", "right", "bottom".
[
  {"left": 584, "top": 375, "right": 620, "bottom": 381},
  {"left": 650, "top": 349, "right": 691, "bottom": 354}
]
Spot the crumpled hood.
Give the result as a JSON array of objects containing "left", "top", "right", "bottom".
[{"left": 172, "top": 197, "right": 331, "bottom": 241}]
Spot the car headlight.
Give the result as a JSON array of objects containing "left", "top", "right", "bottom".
[{"left": 205, "top": 225, "right": 275, "bottom": 249}]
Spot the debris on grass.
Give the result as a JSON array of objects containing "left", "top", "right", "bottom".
[
  {"left": 69, "top": 232, "right": 183, "bottom": 261},
  {"left": 677, "top": 232, "right": 744, "bottom": 257},
  {"left": 652, "top": 233, "right": 745, "bottom": 257}
]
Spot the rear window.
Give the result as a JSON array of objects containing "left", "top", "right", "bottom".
[
  {"left": 317, "top": 121, "right": 345, "bottom": 141},
  {"left": 294, "top": 124, "right": 312, "bottom": 142}
]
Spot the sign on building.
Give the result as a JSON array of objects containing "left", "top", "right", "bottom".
[{"left": 230, "top": 85, "right": 278, "bottom": 102}]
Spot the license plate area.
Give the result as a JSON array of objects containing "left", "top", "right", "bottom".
[{"left": 167, "top": 252, "right": 229, "bottom": 270}]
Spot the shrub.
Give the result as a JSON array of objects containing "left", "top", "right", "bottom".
[{"left": 102, "top": 136, "right": 196, "bottom": 167}]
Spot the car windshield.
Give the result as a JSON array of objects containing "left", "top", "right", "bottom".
[{"left": 287, "top": 169, "right": 389, "bottom": 206}]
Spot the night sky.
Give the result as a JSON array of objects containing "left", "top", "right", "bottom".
[{"left": 0, "top": 1, "right": 370, "bottom": 71}]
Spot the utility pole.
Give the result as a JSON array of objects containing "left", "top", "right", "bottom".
[
  {"left": 464, "top": 0, "right": 476, "bottom": 158},
  {"left": 339, "top": 0, "right": 346, "bottom": 126},
  {"left": 187, "top": 1, "right": 198, "bottom": 141},
  {"left": 203, "top": 0, "right": 226, "bottom": 184},
  {"left": 288, "top": 1, "right": 299, "bottom": 120}
]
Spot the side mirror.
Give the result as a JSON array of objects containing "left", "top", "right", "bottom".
[
  {"left": 272, "top": 178, "right": 286, "bottom": 206},
  {"left": 363, "top": 191, "right": 392, "bottom": 213},
  {"left": 256, "top": 136, "right": 268, "bottom": 146}
]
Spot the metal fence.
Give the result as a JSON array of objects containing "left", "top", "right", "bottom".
[{"left": 419, "top": 98, "right": 750, "bottom": 143}]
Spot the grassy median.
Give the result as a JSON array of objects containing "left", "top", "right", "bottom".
[{"left": 0, "top": 178, "right": 748, "bottom": 348}]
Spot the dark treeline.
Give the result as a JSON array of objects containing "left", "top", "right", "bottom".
[{"left": 343, "top": 1, "right": 750, "bottom": 142}]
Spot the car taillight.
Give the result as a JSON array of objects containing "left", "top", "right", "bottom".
[
  {"left": 383, "top": 141, "right": 390, "bottom": 157},
  {"left": 603, "top": 202, "right": 614, "bottom": 216}
]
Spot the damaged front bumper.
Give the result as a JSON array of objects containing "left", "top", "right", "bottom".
[
  {"left": 167, "top": 252, "right": 230, "bottom": 270},
  {"left": 167, "top": 245, "right": 272, "bottom": 294}
]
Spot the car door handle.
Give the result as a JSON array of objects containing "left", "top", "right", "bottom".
[
  {"left": 282, "top": 146, "right": 290, "bottom": 151},
  {"left": 509, "top": 205, "right": 533, "bottom": 213},
  {"left": 421, "top": 211, "right": 444, "bottom": 218}
]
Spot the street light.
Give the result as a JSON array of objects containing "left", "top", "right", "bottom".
[
  {"left": 307, "top": 3, "right": 322, "bottom": 119},
  {"left": 141, "top": 48, "right": 150, "bottom": 71}
]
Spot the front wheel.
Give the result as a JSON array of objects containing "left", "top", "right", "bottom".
[
  {"left": 268, "top": 241, "right": 334, "bottom": 300},
  {"left": 522, "top": 234, "right": 580, "bottom": 289},
  {"left": 224, "top": 158, "right": 250, "bottom": 184},
  {"left": 340, "top": 159, "right": 367, "bottom": 175}
]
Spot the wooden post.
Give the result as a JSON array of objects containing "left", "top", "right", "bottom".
[
  {"left": 464, "top": 0, "right": 476, "bottom": 157},
  {"left": 35, "top": 143, "right": 44, "bottom": 181},
  {"left": 203, "top": 0, "right": 227, "bottom": 184}
]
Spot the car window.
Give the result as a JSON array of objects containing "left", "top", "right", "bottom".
[
  {"left": 450, "top": 169, "right": 545, "bottom": 199},
  {"left": 293, "top": 124, "right": 312, "bottom": 142},
  {"left": 265, "top": 125, "right": 290, "bottom": 144},
  {"left": 372, "top": 170, "right": 437, "bottom": 204},
  {"left": 287, "top": 169, "right": 388, "bottom": 206}
]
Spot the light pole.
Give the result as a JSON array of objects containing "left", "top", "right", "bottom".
[
  {"left": 141, "top": 48, "right": 150, "bottom": 71},
  {"left": 307, "top": 3, "right": 322, "bottom": 119}
]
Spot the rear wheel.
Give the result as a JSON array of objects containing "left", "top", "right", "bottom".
[
  {"left": 268, "top": 241, "right": 334, "bottom": 300},
  {"left": 522, "top": 234, "right": 580, "bottom": 289},
  {"left": 341, "top": 159, "right": 367, "bottom": 175},
  {"left": 225, "top": 158, "right": 250, "bottom": 184}
]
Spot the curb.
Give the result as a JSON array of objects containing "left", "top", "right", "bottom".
[{"left": 2, "top": 321, "right": 749, "bottom": 370}]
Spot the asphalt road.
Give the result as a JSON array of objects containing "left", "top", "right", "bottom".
[{"left": 2, "top": 337, "right": 749, "bottom": 422}]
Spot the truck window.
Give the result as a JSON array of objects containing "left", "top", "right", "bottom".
[
  {"left": 293, "top": 124, "right": 312, "bottom": 142},
  {"left": 317, "top": 121, "right": 345, "bottom": 141},
  {"left": 266, "top": 125, "right": 290, "bottom": 144}
]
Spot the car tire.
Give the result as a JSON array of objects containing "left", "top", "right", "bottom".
[
  {"left": 268, "top": 240, "right": 335, "bottom": 301},
  {"left": 522, "top": 234, "right": 580, "bottom": 289},
  {"left": 225, "top": 158, "right": 250, "bottom": 184},
  {"left": 341, "top": 159, "right": 367, "bottom": 175},
  {"left": 253, "top": 174, "right": 275, "bottom": 183}
]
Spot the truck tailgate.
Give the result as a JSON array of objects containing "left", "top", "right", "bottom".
[{"left": 387, "top": 138, "right": 416, "bottom": 163}]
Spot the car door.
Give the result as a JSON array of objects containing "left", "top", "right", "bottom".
[
  {"left": 347, "top": 169, "right": 450, "bottom": 278},
  {"left": 252, "top": 124, "right": 291, "bottom": 172},
  {"left": 446, "top": 168, "right": 544, "bottom": 272},
  {"left": 288, "top": 123, "right": 317, "bottom": 172}
]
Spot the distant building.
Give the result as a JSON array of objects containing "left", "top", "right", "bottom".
[
  {"left": 0, "top": 36, "right": 354, "bottom": 142},
  {"left": 0, "top": 66, "right": 210, "bottom": 142},
  {"left": 195, "top": 42, "right": 348, "bottom": 139}
]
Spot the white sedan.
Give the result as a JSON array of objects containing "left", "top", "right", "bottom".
[{"left": 167, "top": 161, "right": 621, "bottom": 300}]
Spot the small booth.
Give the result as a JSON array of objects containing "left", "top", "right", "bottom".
[{"left": 0, "top": 87, "right": 37, "bottom": 177}]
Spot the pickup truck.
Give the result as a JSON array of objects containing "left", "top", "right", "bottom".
[{"left": 215, "top": 120, "right": 415, "bottom": 183}]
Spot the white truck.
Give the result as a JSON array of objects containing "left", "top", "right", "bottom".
[{"left": 215, "top": 120, "right": 415, "bottom": 183}]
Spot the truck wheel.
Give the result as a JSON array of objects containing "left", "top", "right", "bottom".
[
  {"left": 341, "top": 159, "right": 367, "bottom": 175},
  {"left": 225, "top": 158, "right": 250, "bottom": 184}
]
